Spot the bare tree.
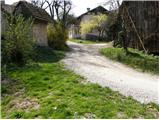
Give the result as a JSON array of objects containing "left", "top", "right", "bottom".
[
  {"left": 31, "top": 0, "right": 72, "bottom": 28},
  {"left": 102, "top": 0, "right": 120, "bottom": 11},
  {"left": 61, "top": 0, "right": 72, "bottom": 26},
  {"left": 30, "top": 0, "right": 48, "bottom": 9},
  {"left": 45, "top": 0, "right": 55, "bottom": 20}
]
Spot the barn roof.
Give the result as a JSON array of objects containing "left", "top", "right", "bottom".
[
  {"left": 77, "top": 6, "right": 110, "bottom": 20},
  {"left": 1, "top": 1, "right": 52, "bottom": 22},
  {"left": 1, "top": 3, "right": 15, "bottom": 14},
  {"left": 13, "top": 1, "right": 52, "bottom": 22}
]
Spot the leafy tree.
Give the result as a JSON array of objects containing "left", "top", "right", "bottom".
[
  {"left": 105, "top": 12, "right": 122, "bottom": 43},
  {"left": 80, "top": 14, "right": 107, "bottom": 41},
  {"left": 2, "top": 15, "right": 35, "bottom": 66}
]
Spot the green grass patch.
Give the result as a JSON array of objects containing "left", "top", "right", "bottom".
[
  {"left": 1, "top": 47, "right": 159, "bottom": 119},
  {"left": 100, "top": 47, "right": 159, "bottom": 74},
  {"left": 69, "top": 39, "right": 103, "bottom": 44}
]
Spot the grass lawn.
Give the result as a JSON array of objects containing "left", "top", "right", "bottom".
[
  {"left": 100, "top": 47, "right": 159, "bottom": 74},
  {"left": 69, "top": 38, "right": 102, "bottom": 44},
  {"left": 1, "top": 47, "right": 159, "bottom": 119}
]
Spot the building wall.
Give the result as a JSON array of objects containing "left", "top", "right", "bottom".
[
  {"left": 32, "top": 22, "right": 48, "bottom": 46},
  {"left": 80, "top": 14, "right": 94, "bottom": 24},
  {"left": 69, "top": 14, "right": 107, "bottom": 40},
  {"left": 1, "top": 13, "right": 48, "bottom": 46},
  {"left": 119, "top": 1, "right": 159, "bottom": 54},
  {"left": 69, "top": 25, "right": 81, "bottom": 39},
  {"left": 81, "top": 14, "right": 107, "bottom": 40}
]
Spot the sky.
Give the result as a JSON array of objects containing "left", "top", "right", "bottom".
[{"left": 4, "top": 0, "right": 116, "bottom": 17}]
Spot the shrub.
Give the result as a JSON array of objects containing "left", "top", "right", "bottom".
[
  {"left": 2, "top": 15, "right": 35, "bottom": 66},
  {"left": 47, "top": 23, "right": 68, "bottom": 50}
]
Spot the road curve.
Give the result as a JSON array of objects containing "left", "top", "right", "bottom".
[{"left": 62, "top": 41, "right": 159, "bottom": 104}]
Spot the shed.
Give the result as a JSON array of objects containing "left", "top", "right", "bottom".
[{"left": 1, "top": 0, "right": 52, "bottom": 46}]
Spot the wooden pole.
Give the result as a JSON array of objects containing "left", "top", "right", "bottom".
[{"left": 124, "top": 5, "right": 147, "bottom": 53}]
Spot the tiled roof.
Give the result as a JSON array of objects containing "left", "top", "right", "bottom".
[
  {"left": 77, "top": 6, "right": 110, "bottom": 20},
  {"left": 2, "top": 1, "right": 52, "bottom": 22}
]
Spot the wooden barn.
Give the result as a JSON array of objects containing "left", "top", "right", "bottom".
[
  {"left": 1, "top": 0, "right": 52, "bottom": 46},
  {"left": 118, "top": 1, "right": 159, "bottom": 54}
]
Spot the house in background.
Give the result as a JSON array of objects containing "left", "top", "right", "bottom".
[
  {"left": 69, "top": 6, "right": 109, "bottom": 40},
  {"left": 1, "top": 0, "right": 52, "bottom": 46}
]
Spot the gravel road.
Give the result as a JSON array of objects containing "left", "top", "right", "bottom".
[{"left": 62, "top": 41, "right": 159, "bottom": 104}]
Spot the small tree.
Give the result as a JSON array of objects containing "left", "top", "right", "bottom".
[
  {"left": 2, "top": 15, "right": 35, "bottom": 66},
  {"left": 47, "top": 22, "right": 68, "bottom": 50},
  {"left": 80, "top": 14, "right": 107, "bottom": 41}
]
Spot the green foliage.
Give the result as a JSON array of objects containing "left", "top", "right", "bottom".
[
  {"left": 2, "top": 15, "right": 35, "bottom": 66},
  {"left": 100, "top": 47, "right": 159, "bottom": 74},
  {"left": 1, "top": 85, "right": 8, "bottom": 94},
  {"left": 106, "top": 13, "right": 122, "bottom": 42},
  {"left": 80, "top": 21, "right": 96, "bottom": 34},
  {"left": 92, "top": 14, "right": 108, "bottom": 29},
  {"left": 47, "top": 23, "right": 68, "bottom": 50},
  {"left": 118, "top": 31, "right": 124, "bottom": 45},
  {"left": 1, "top": 49, "right": 158, "bottom": 119},
  {"left": 12, "top": 111, "right": 25, "bottom": 119},
  {"left": 80, "top": 14, "right": 107, "bottom": 35}
]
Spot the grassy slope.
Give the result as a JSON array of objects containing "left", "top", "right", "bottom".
[
  {"left": 1, "top": 47, "right": 159, "bottom": 119},
  {"left": 100, "top": 47, "right": 159, "bottom": 74}
]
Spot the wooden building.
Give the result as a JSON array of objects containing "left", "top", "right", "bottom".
[{"left": 118, "top": 1, "right": 159, "bottom": 54}]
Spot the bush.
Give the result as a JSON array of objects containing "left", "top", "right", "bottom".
[
  {"left": 47, "top": 23, "right": 68, "bottom": 50},
  {"left": 2, "top": 15, "right": 35, "bottom": 66}
]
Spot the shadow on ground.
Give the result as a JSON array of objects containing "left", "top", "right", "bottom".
[{"left": 34, "top": 46, "right": 66, "bottom": 63}]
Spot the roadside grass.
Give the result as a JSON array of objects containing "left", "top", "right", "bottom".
[
  {"left": 69, "top": 38, "right": 103, "bottom": 44},
  {"left": 100, "top": 47, "right": 159, "bottom": 74},
  {"left": 1, "top": 47, "right": 159, "bottom": 119}
]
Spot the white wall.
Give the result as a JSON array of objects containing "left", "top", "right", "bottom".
[{"left": 32, "top": 23, "right": 48, "bottom": 46}]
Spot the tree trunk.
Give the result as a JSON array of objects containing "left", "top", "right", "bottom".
[{"left": 98, "top": 30, "right": 102, "bottom": 41}]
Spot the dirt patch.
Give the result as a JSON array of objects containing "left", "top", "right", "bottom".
[
  {"left": 84, "top": 112, "right": 97, "bottom": 119},
  {"left": 14, "top": 98, "right": 40, "bottom": 110},
  {"left": 117, "top": 112, "right": 127, "bottom": 118},
  {"left": 1, "top": 77, "right": 23, "bottom": 99},
  {"left": 73, "top": 112, "right": 97, "bottom": 119}
]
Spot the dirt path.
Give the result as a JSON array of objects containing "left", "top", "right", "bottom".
[{"left": 62, "top": 41, "right": 159, "bottom": 104}]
